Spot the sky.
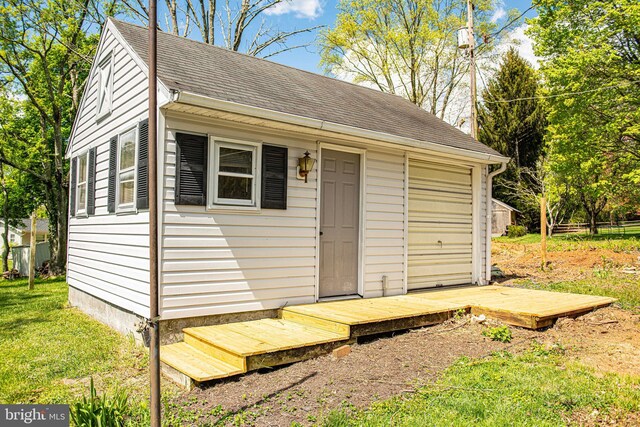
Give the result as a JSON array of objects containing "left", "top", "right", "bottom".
[{"left": 249, "top": 0, "right": 540, "bottom": 73}]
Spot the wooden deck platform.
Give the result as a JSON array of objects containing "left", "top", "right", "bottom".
[
  {"left": 407, "top": 286, "right": 617, "bottom": 329},
  {"left": 160, "top": 286, "right": 615, "bottom": 387}
]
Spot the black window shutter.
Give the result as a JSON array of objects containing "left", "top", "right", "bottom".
[
  {"left": 261, "top": 145, "right": 288, "bottom": 209},
  {"left": 69, "top": 157, "right": 77, "bottom": 217},
  {"left": 107, "top": 136, "right": 118, "bottom": 213},
  {"left": 87, "top": 148, "right": 96, "bottom": 215},
  {"left": 175, "top": 133, "right": 207, "bottom": 205},
  {"left": 136, "top": 119, "right": 149, "bottom": 210}
]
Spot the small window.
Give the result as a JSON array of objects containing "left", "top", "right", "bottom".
[
  {"left": 76, "top": 153, "right": 89, "bottom": 214},
  {"left": 117, "top": 128, "right": 137, "bottom": 210},
  {"left": 96, "top": 53, "right": 113, "bottom": 120},
  {"left": 9, "top": 234, "right": 15, "bottom": 243},
  {"left": 210, "top": 139, "right": 260, "bottom": 208}
]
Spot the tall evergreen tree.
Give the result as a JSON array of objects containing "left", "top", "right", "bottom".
[{"left": 478, "top": 48, "right": 546, "bottom": 228}]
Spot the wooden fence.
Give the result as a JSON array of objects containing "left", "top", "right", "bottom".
[{"left": 553, "top": 220, "right": 640, "bottom": 235}]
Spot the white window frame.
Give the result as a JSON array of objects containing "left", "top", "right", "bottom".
[
  {"left": 115, "top": 127, "right": 138, "bottom": 213},
  {"left": 95, "top": 51, "right": 114, "bottom": 121},
  {"left": 76, "top": 152, "right": 89, "bottom": 216},
  {"left": 208, "top": 137, "right": 261, "bottom": 210}
]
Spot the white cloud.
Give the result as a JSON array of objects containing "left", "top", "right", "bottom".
[
  {"left": 502, "top": 24, "right": 539, "bottom": 69},
  {"left": 491, "top": 7, "right": 507, "bottom": 24},
  {"left": 264, "top": 0, "right": 323, "bottom": 19}
]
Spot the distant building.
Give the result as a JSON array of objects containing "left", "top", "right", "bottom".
[
  {"left": 0, "top": 219, "right": 49, "bottom": 253},
  {"left": 492, "top": 199, "right": 519, "bottom": 237}
]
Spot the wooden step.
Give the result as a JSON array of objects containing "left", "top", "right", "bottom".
[
  {"left": 282, "top": 296, "right": 466, "bottom": 336},
  {"left": 160, "top": 342, "right": 244, "bottom": 383},
  {"left": 184, "top": 318, "right": 349, "bottom": 357},
  {"left": 183, "top": 333, "right": 247, "bottom": 371},
  {"left": 280, "top": 309, "right": 351, "bottom": 335}
]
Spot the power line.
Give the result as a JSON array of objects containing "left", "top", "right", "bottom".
[
  {"left": 475, "top": 5, "right": 535, "bottom": 54},
  {"left": 483, "top": 80, "right": 640, "bottom": 104}
]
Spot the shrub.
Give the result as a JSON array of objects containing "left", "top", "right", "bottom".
[
  {"left": 70, "top": 378, "right": 129, "bottom": 427},
  {"left": 507, "top": 225, "right": 527, "bottom": 238},
  {"left": 482, "top": 325, "right": 513, "bottom": 343}
]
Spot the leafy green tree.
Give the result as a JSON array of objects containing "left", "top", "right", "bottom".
[
  {"left": 0, "top": 1, "right": 100, "bottom": 273},
  {"left": 320, "top": 0, "right": 509, "bottom": 121},
  {"left": 529, "top": 0, "right": 640, "bottom": 233},
  {"left": 478, "top": 48, "right": 546, "bottom": 228}
]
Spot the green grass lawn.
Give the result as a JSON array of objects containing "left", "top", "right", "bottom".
[
  {"left": 0, "top": 278, "right": 148, "bottom": 405},
  {"left": 323, "top": 349, "right": 640, "bottom": 426},
  {"left": 493, "top": 230, "right": 640, "bottom": 253},
  {"left": 494, "top": 232, "right": 640, "bottom": 312}
]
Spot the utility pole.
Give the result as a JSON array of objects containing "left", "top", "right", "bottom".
[
  {"left": 148, "top": 0, "right": 161, "bottom": 426},
  {"left": 467, "top": 0, "right": 478, "bottom": 140}
]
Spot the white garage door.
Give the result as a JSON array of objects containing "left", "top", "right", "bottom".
[{"left": 408, "top": 159, "right": 473, "bottom": 290}]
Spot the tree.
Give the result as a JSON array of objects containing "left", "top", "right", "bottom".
[
  {"left": 529, "top": 0, "right": 640, "bottom": 233},
  {"left": 319, "top": 0, "right": 508, "bottom": 124},
  {"left": 122, "top": 0, "right": 323, "bottom": 57},
  {"left": 477, "top": 47, "right": 546, "bottom": 227},
  {"left": 0, "top": 0, "right": 100, "bottom": 273},
  {"left": 0, "top": 164, "right": 40, "bottom": 272},
  {"left": 529, "top": 0, "right": 640, "bottom": 161}
]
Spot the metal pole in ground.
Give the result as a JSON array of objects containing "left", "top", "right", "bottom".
[
  {"left": 28, "top": 212, "right": 36, "bottom": 290},
  {"left": 148, "top": 0, "right": 161, "bottom": 425}
]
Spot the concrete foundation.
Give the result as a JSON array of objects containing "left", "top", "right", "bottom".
[
  {"left": 69, "top": 285, "right": 279, "bottom": 346},
  {"left": 68, "top": 286, "right": 147, "bottom": 344},
  {"left": 159, "top": 308, "right": 278, "bottom": 345}
]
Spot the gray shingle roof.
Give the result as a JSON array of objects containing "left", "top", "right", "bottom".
[
  {"left": 21, "top": 219, "right": 49, "bottom": 233},
  {"left": 111, "top": 19, "right": 503, "bottom": 158}
]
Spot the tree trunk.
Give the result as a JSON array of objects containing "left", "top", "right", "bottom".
[
  {"left": 590, "top": 214, "right": 598, "bottom": 235},
  {"left": 48, "top": 180, "right": 68, "bottom": 275}
]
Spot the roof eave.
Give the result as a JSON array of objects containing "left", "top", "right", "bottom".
[{"left": 171, "top": 90, "right": 510, "bottom": 164}]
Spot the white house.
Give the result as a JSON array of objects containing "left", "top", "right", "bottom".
[
  {"left": 0, "top": 219, "right": 49, "bottom": 253},
  {"left": 66, "top": 19, "right": 508, "bottom": 339}
]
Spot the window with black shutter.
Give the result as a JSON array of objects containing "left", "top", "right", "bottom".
[
  {"left": 107, "top": 135, "right": 117, "bottom": 213},
  {"left": 261, "top": 145, "right": 288, "bottom": 209},
  {"left": 136, "top": 119, "right": 149, "bottom": 210},
  {"left": 69, "top": 157, "right": 77, "bottom": 217},
  {"left": 175, "top": 133, "right": 207, "bottom": 205},
  {"left": 87, "top": 148, "right": 96, "bottom": 215}
]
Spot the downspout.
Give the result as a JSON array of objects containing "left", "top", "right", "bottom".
[{"left": 485, "top": 161, "right": 508, "bottom": 283}]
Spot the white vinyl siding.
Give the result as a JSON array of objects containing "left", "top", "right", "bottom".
[
  {"left": 407, "top": 159, "right": 474, "bottom": 289},
  {"left": 67, "top": 25, "right": 152, "bottom": 318},
  {"left": 363, "top": 149, "right": 406, "bottom": 298},
  {"left": 161, "top": 116, "right": 318, "bottom": 320}
]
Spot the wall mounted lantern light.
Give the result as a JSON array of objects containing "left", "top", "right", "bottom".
[{"left": 297, "top": 151, "right": 316, "bottom": 183}]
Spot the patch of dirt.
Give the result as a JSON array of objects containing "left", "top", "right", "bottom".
[
  {"left": 170, "top": 307, "right": 640, "bottom": 426},
  {"left": 545, "top": 307, "right": 640, "bottom": 377},
  {"left": 564, "top": 408, "right": 640, "bottom": 427},
  {"left": 173, "top": 318, "right": 509, "bottom": 426},
  {"left": 493, "top": 245, "right": 639, "bottom": 282}
]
